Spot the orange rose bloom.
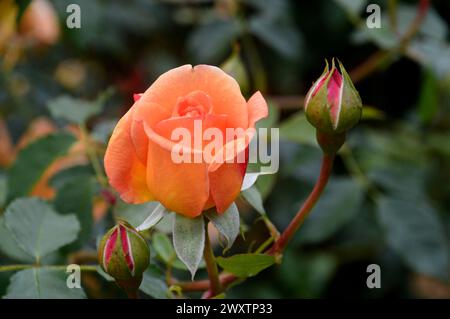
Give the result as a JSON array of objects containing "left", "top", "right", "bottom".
[{"left": 104, "top": 65, "right": 268, "bottom": 218}]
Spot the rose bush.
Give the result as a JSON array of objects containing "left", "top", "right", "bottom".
[{"left": 105, "top": 64, "right": 268, "bottom": 218}]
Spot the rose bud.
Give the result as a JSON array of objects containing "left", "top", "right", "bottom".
[
  {"left": 304, "top": 59, "right": 362, "bottom": 134},
  {"left": 104, "top": 65, "right": 268, "bottom": 218},
  {"left": 98, "top": 221, "right": 150, "bottom": 292}
]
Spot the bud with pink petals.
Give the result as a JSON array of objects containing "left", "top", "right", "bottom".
[
  {"left": 304, "top": 59, "right": 362, "bottom": 134},
  {"left": 98, "top": 221, "right": 150, "bottom": 293}
]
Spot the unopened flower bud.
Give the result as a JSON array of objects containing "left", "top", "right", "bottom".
[
  {"left": 304, "top": 59, "right": 362, "bottom": 134},
  {"left": 98, "top": 221, "right": 150, "bottom": 292}
]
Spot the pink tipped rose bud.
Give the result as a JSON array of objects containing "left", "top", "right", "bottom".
[
  {"left": 98, "top": 221, "right": 150, "bottom": 286},
  {"left": 304, "top": 59, "right": 362, "bottom": 134}
]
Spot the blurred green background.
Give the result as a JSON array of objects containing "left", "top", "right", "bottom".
[{"left": 1, "top": 0, "right": 450, "bottom": 298}]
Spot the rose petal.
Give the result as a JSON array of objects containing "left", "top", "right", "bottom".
[
  {"left": 140, "top": 64, "right": 248, "bottom": 128},
  {"left": 119, "top": 225, "right": 135, "bottom": 275},
  {"left": 131, "top": 100, "right": 171, "bottom": 164},
  {"left": 103, "top": 227, "right": 118, "bottom": 271},
  {"left": 327, "top": 68, "right": 343, "bottom": 127},
  {"left": 154, "top": 113, "right": 227, "bottom": 151},
  {"left": 104, "top": 109, "right": 154, "bottom": 203},
  {"left": 133, "top": 93, "right": 143, "bottom": 102},
  {"left": 247, "top": 91, "right": 269, "bottom": 128},
  {"left": 207, "top": 128, "right": 255, "bottom": 172},
  {"left": 209, "top": 152, "right": 248, "bottom": 213},
  {"left": 142, "top": 114, "right": 228, "bottom": 217},
  {"left": 173, "top": 90, "right": 213, "bottom": 117},
  {"left": 207, "top": 92, "right": 268, "bottom": 211},
  {"left": 146, "top": 133, "right": 210, "bottom": 218},
  {"left": 206, "top": 131, "right": 251, "bottom": 212}
]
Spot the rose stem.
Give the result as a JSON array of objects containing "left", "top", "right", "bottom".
[
  {"left": 79, "top": 123, "right": 108, "bottom": 187},
  {"left": 175, "top": 154, "right": 335, "bottom": 295},
  {"left": 0, "top": 265, "right": 98, "bottom": 272},
  {"left": 268, "top": 153, "right": 335, "bottom": 254},
  {"left": 177, "top": 153, "right": 336, "bottom": 293},
  {"left": 202, "top": 219, "right": 222, "bottom": 297},
  {"left": 349, "top": 0, "right": 430, "bottom": 83}
]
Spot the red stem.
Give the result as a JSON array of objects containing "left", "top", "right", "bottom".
[
  {"left": 203, "top": 221, "right": 222, "bottom": 296},
  {"left": 268, "top": 154, "right": 335, "bottom": 254},
  {"left": 173, "top": 273, "right": 235, "bottom": 292},
  {"left": 176, "top": 154, "right": 335, "bottom": 294},
  {"left": 349, "top": 0, "right": 430, "bottom": 83}
]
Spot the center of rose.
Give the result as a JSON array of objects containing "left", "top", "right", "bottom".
[{"left": 173, "top": 90, "right": 213, "bottom": 118}]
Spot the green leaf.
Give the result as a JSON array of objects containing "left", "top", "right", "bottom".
[
  {"left": 173, "top": 215, "right": 205, "bottom": 279},
  {"left": 334, "top": 0, "right": 367, "bottom": 15},
  {"left": 7, "top": 133, "right": 76, "bottom": 201},
  {"left": 154, "top": 213, "right": 175, "bottom": 234},
  {"left": 249, "top": 6, "right": 302, "bottom": 60},
  {"left": 0, "top": 174, "right": 7, "bottom": 208},
  {"left": 396, "top": 5, "right": 447, "bottom": 40},
  {"left": 4, "top": 198, "right": 80, "bottom": 260},
  {"left": 153, "top": 233, "right": 175, "bottom": 264},
  {"left": 136, "top": 204, "right": 168, "bottom": 232},
  {"left": 409, "top": 38, "right": 450, "bottom": 79},
  {"left": 418, "top": 69, "right": 439, "bottom": 124},
  {"left": 47, "top": 89, "right": 113, "bottom": 125},
  {"left": 376, "top": 196, "right": 450, "bottom": 281},
  {"left": 114, "top": 201, "right": 161, "bottom": 228},
  {"left": 54, "top": 175, "right": 94, "bottom": 248},
  {"left": 221, "top": 49, "right": 250, "bottom": 94},
  {"left": 205, "top": 203, "right": 240, "bottom": 250},
  {"left": 352, "top": 26, "right": 397, "bottom": 50},
  {"left": 355, "top": 129, "right": 428, "bottom": 196},
  {"left": 368, "top": 163, "right": 426, "bottom": 198},
  {"left": 153, "top": 232, "right": 204, "bottom": 271},
  {"left": 187, "top": 20, "right": 241, "bottom": 64},
  {"left": 256, "top": 101, "right": 280, "bottom": 130},
  {"left": 241, "top": 172, "right": 261, "bottom": 191},
  {"left": 241, "top": 170, "right": 276, "bottom": 200},
  {"left": 91, "top": 119, "right": 117, "bottom": 144},
  {"left": 49, "top": 165, "right": 94, "bottom": 189},
  {"left": 3, "top": 268, "right": 86, "bottom": 299},
  {"left": 255, "top": 173, "right": 277, "bottom": 199},
  {"left": 48, "top": 96, "right": 100, "bottom": 125},
  {"left": 279, "top": 251, "right": 337, "bottom": 298},
  {"left": 352, "top": 5, "right": 448, "bottom": 52},
  {"left": 297, "top": 178, "right": 365, "bottom": 243},
  {"left": 139, "top": 267, "right": 169, "bottom": 299},
  {"left": 253, "top": 103, "right": 280, "bottom": 197},
  {"left": 428, "top": 133, "right": 450, "bottom": 159},
  {"left": 0, "top": 217, "right": 33, "bottom": 263},
  {"left": 279, "top": 112, "right": 316, "bottom": 146},
  {"left": 216, "top": 253, "right": 276, "bottom": 278},
  {"left": 241, "top": 186, "right": 266, "bottom": 215}
]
